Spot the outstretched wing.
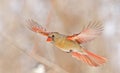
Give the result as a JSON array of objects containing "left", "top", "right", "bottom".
[
  {"left": 67, "top": 21, "right": 103, "bottom": 44},
  {"left": 26, "top": 19, "right": 50, "bottom": 36}
]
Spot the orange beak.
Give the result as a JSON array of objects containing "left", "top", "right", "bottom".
[{"left": 47, "top": 37, "right": 52, "bottom": 42}]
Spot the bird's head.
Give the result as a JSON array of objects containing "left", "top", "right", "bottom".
[{"left": 46, "top": 32, "right": 62, "bottom": 42}]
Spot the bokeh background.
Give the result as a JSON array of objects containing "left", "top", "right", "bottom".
[{"left": 0, "top": 0, "right": 120, "bottom": 73}]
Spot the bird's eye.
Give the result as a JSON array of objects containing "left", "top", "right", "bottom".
[{"left": 52, "top": 35, "right": 54, "bottom": 38}]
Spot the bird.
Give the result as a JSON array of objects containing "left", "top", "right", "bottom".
[{"left": 26, "top": 19, "right": 107, "bottom": 67}]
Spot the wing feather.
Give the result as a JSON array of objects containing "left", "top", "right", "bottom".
[
  {"left": 26, "top": 19, "right": 50, "bottom": 36},
  {"left": 67, "top": 20, "right": 103, "bottom": 44}
]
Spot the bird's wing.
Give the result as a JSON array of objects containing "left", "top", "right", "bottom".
[
  {"left": 26, "top": 19, "right": 50, "bottom": 36},
  {"left": 67, "top": 21, "right": 103, "bottom": 44}
]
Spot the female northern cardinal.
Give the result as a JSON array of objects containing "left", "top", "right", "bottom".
[{"left": 27, "top": 19, "right": 107, "bottom": 67}]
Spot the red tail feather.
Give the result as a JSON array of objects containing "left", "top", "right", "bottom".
[{"left": 71, "top": 50, "right": 107, "bottom": 67}]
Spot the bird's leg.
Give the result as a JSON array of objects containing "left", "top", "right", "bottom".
[{"left": 66, "top": 50, "right": 73, "bottom": 53}]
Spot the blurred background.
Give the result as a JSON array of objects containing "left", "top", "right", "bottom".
[{"left": 0, "top": 0, "right": 120, "bottom": 73}]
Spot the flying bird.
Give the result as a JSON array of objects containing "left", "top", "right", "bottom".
[{"left": 27, "top": 19, "right": 107, "bottom": 67}]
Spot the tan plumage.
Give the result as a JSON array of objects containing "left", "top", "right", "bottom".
[{"left": 27, "top": 19, "right": 107, "bottom": 67}]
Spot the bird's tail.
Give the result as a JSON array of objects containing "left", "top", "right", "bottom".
[{"left": 71, "top": 49, "right": 107, "bottom": 67}]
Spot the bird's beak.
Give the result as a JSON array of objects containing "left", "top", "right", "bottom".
[{"left": 46, "top": 37, "right": 52, "bottom": 42}]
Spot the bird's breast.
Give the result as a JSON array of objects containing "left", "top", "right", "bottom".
[{"left": 53, "top": 38, "right": 79, "bottom": 51}]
